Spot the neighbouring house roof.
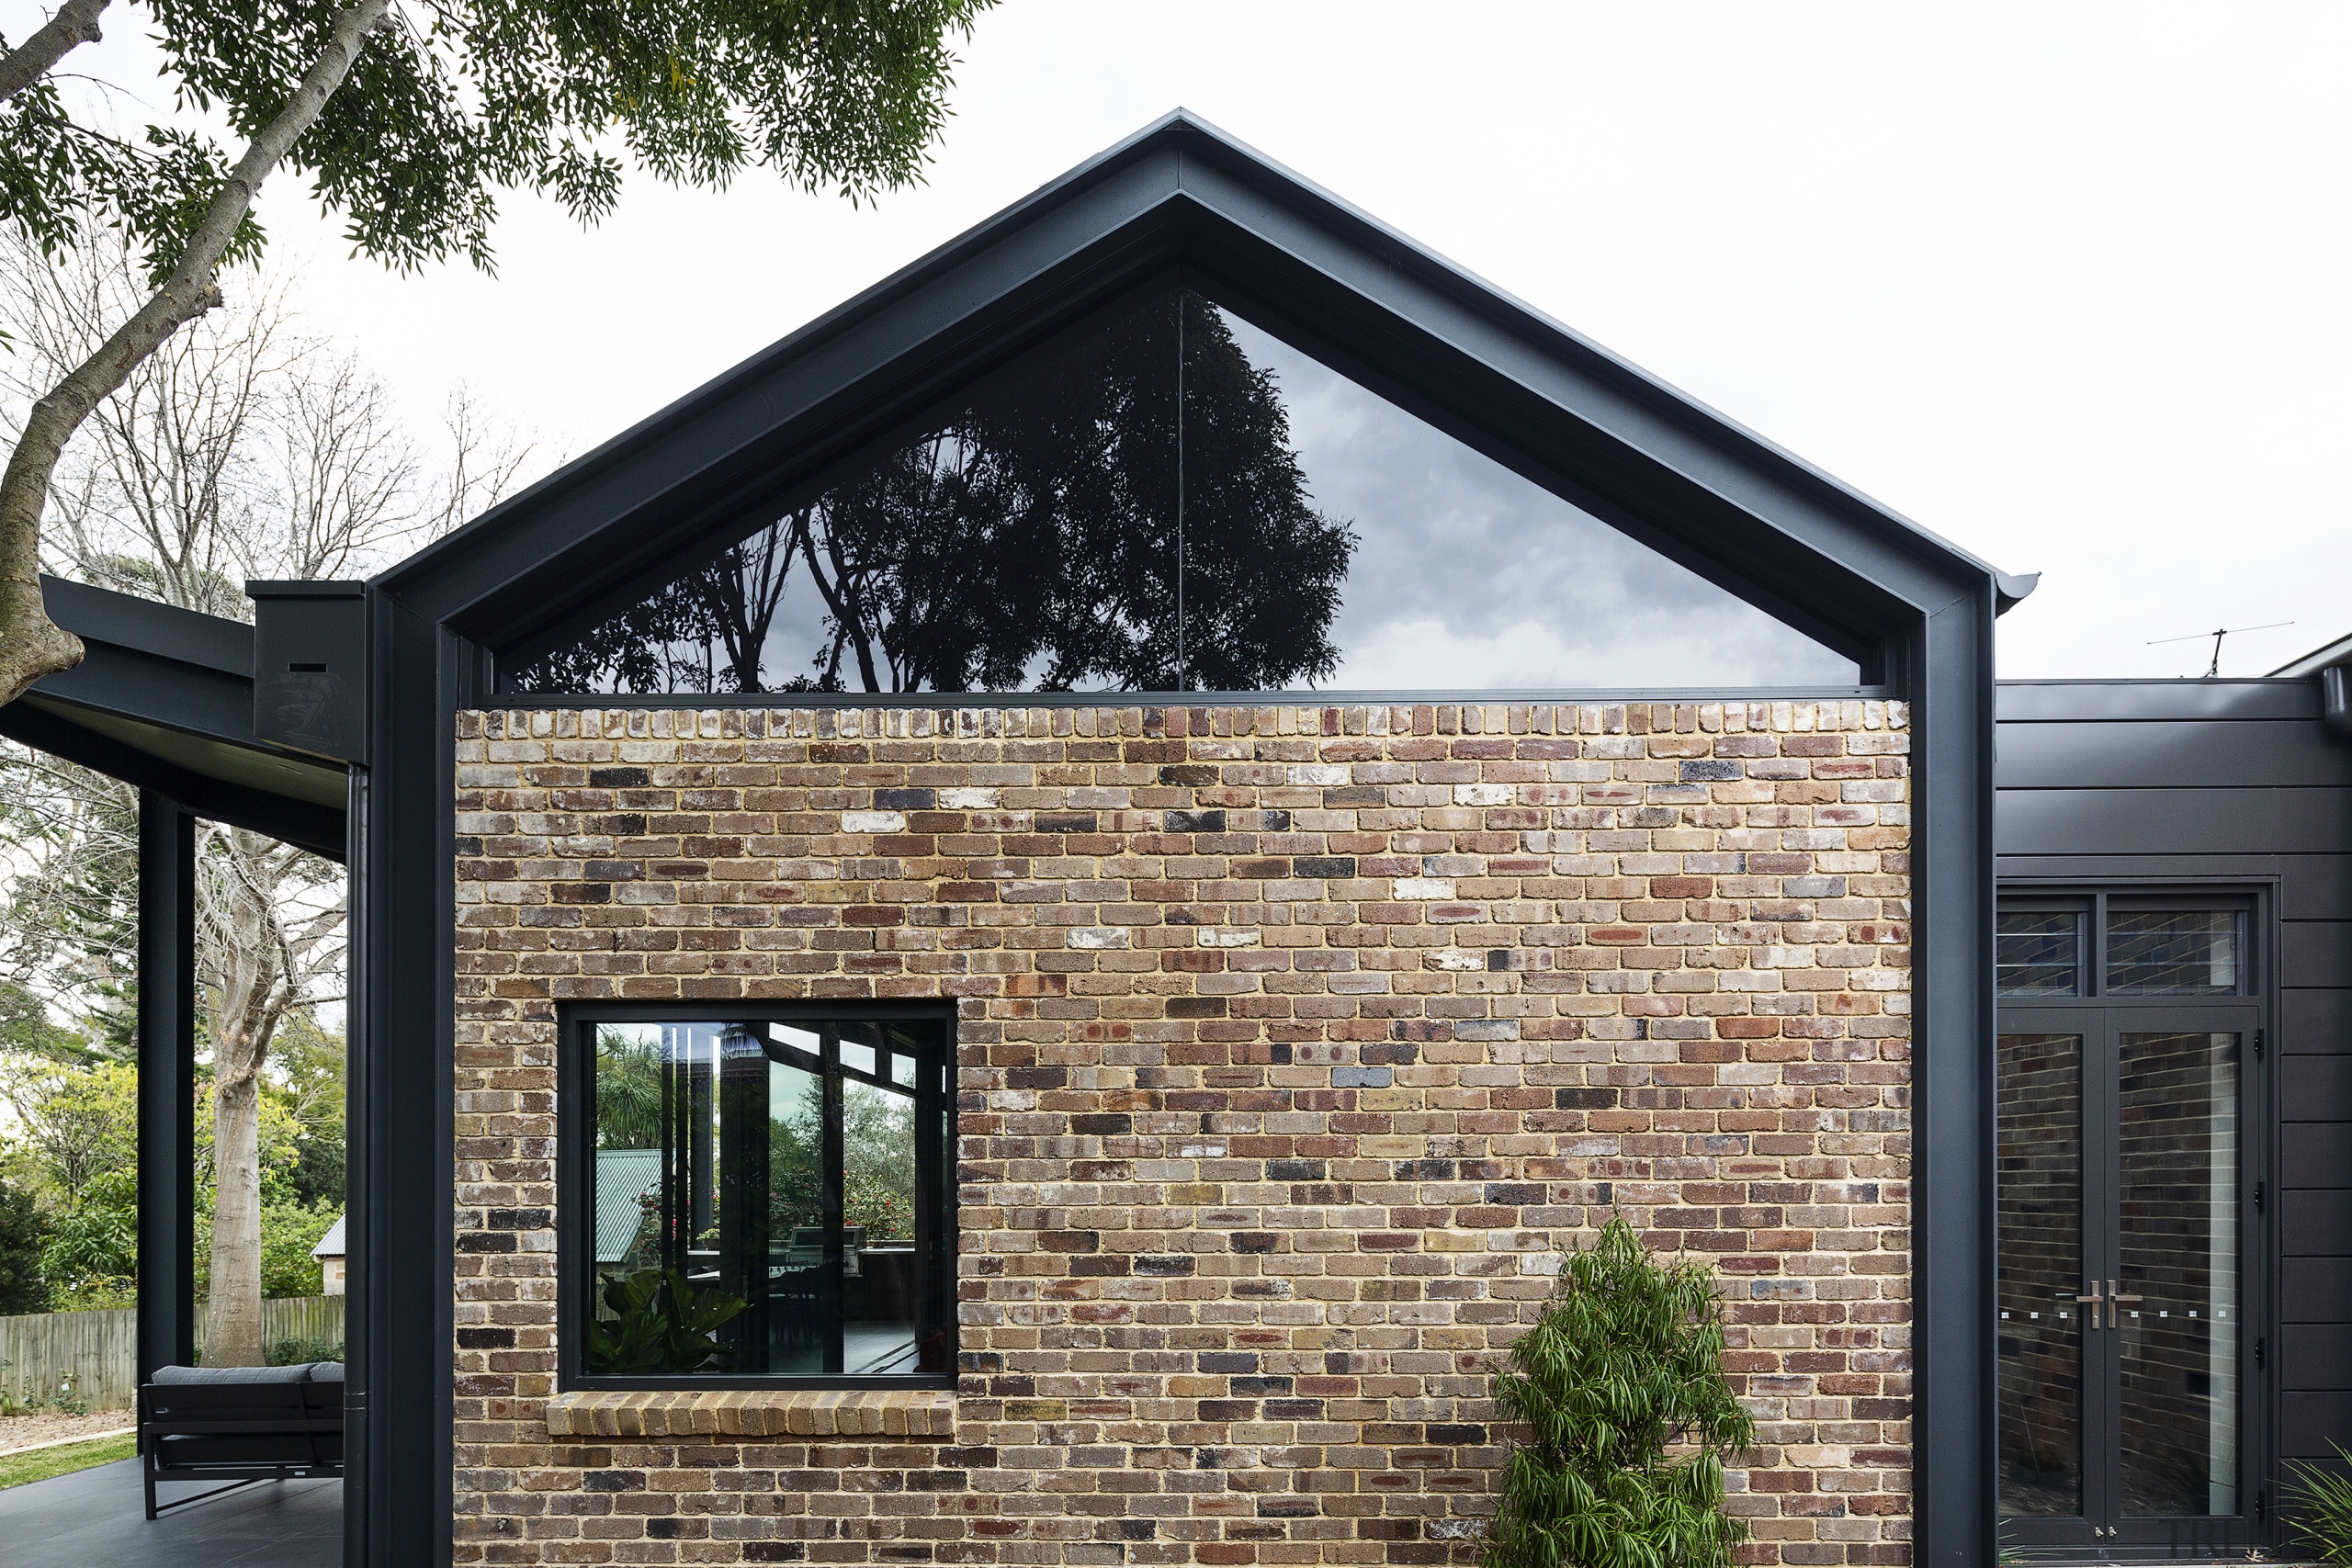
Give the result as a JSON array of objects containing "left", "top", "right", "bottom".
[
  {"left": 312, "top": 1213, "right": 346, "bottom": 1260},
  {"left": 596, "top": 1149, "right": 663, "bottom": 1266},
  {"left": 2275, "top": 630, "right": 2352, "bottom": 676}
]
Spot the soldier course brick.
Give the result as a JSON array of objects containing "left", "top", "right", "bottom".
[{"left": 453, "top": 698, "right": 1913, "bottom": 1567}]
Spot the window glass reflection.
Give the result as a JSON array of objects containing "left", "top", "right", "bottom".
[
  {"left": 2108, "top": 910, "right": 2243, "bottom": 995},
  {"left": 584, "top": 1017, "right": 952, "bottom": 1381},
  {"left": 1997, "top": 910, "right": 2083, "bottom": 997},
  {"left": 505, "top": 286, "right": 1859, "bottom": 695}
]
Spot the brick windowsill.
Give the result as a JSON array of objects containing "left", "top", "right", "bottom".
[{"left": 543, "top": 1388, "right": 956, "bottom": 1439}]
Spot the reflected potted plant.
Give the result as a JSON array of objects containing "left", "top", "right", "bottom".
[{"left": 584, "top": 1267, "right": 745, "bottom": 1375}]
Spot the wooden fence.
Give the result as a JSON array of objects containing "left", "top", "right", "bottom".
[{"left": 0, "top": 1295, "right": 345, "bottom": 1412}]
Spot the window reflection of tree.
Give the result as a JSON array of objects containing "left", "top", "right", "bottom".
[{"left": 510, "top": 292, "right": 1356, "bottom": 694}]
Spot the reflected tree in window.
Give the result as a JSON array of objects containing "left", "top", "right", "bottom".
[{"left": 506, "top": 288, "right": 1356, "bottom": 694}]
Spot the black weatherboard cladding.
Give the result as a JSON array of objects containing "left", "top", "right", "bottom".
[
  {"left": 1996, "top": 676, "right": 2352, "bottom": 1540},
  {"left": 358, "top": 111, "right": 2017, "bottom": 1568}
]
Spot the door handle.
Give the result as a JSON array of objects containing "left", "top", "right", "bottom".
[
  {"left": 2108, "top": 1280, "right": 2143, "bottom": 1329},
  {"left": 2075, "top": 1280, "right": 2106, "bottom": 1330}
]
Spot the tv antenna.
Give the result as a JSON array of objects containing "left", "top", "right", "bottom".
[{"left": 2148, "top": 621, "right": 2294, "bottom": 678}]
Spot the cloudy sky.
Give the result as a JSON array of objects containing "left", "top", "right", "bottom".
[{"left": 20, "top": 1, "right": 2352, "bottom": 680}]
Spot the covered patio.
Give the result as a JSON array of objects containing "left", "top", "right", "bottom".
[
  {"left": 0, "top": 577, "right": 358, "bottom": 1560},
  {"left": 0, "top": 1456, "right": 340, "bottom": 1568}
]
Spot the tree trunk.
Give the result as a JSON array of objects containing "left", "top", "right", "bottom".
[
  {"left": 0, "top": 0, "right": 390, "bottom": 708},
  {"left": 200, "top": 829, "right": 296, "bottom": 1366},
  {"left": 205, "top": 1071, "right": 266, "bottom": 1366}
]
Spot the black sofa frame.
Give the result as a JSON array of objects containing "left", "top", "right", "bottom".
[{"left": 138, "top": 1378, "right": 344, "bottom": 1518}]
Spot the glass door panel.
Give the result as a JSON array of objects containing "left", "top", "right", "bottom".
[
  {"left": 1998, "top": 1029, "right": 2088, "bottom": 1521},
  {"left": 2115, "top": 1029, "right": 2241, "bottom": 1521},
  {"left": 1995, "top": 998, "right": 2258, "bottom": 1551}
]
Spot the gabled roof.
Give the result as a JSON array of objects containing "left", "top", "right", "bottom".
[{"left": 378, "top": 110, "right": 2027, "bottom": 677}]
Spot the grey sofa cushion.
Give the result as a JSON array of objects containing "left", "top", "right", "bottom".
[
  {"left": 151, "top": 1362, "right": 313, "bottom": 1384},
  {"left": 306, "top": 1360, "right": 345, "bottom": 1382}
]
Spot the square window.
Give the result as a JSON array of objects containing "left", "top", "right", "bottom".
[
  {"left": 575, "top": 1012, "right": 956, "bottom": 1385},
  {"left": 2106, "top": 910, "right": 2245, "bottom": 995},
  {"left": 1997, "top": 910, "right": 2084, "bottom": 997}
]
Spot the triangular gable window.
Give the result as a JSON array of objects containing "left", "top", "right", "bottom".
[{"left": 499, "top": 282, "right": 1860, "bottom": 695}]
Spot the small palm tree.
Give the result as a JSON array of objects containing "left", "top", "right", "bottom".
[{"left": 1486, "top": 1217, "right": 1756, "bottom": 1568}]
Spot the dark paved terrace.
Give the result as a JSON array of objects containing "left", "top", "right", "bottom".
[{"left": 0, "top": 1457, "right": 339, "bottom": 1567}]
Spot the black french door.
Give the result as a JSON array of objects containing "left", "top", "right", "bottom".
[{"left": 1998, "top": 1004, "right": 2256, "bottom": 1551}]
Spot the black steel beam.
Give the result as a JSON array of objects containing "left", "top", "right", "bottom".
[
  {"left": 1911, "top": 581, "right": 1998, "bottom": 1568},
  {"left": 349, "top": 600, "right": 455, "bottom": 1568},
  {"left": 135, "top": 793, "right": 197, "bottom": 1383}
]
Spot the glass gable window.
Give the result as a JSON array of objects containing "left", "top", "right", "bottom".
[
  {"left": 577, "top": 1013, "right": 954, "bottom": 1384},
  {"left": 502, "top": 283, "right": 1860, "bottom": 695}
]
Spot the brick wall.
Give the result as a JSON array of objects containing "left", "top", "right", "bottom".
[{"left": 453, "top": 699, "right": 1913, "bottom": 1567}]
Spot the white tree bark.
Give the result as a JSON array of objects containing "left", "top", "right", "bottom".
[{"left": 198, "top": 826, "right": 343, "bottom": 1366}]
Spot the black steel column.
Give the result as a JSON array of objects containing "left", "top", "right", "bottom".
[{"left": 135, "top": 791, "right": 197, "bottom": 1381}]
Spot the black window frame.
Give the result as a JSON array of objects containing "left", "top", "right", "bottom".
[
  {"left": 1999, "top": 893, "right": 2254, "bottom": 1002},
  {"left": 556, "top": 998, "right": 959, "bottom": 1393}
]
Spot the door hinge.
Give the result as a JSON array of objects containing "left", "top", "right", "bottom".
[
  {"left": 2256, "top": 1029, "right": 2266, "bottom": 1061},
  {"left": 2256, "top": 1181, "right": 2266, "bottom": 1213},
  {"left": 2257, "top": 1488, "right": 2267, "bottom": 1522},
  {"left": 2256, "top": 1336, "right": 2266, "bottom": 1368}
]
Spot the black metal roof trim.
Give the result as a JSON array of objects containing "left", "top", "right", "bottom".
[
  {"left": 41, "top": 573, "right": 250, "bottom": 676},
  {"left": 7, "top": 576, "right": 349, "bottom": 847},
  {"left": 377, "top": 110, "right": 2025, "bottom": 662},
  {"left": 1996, "top": 680, "right": 2320, "bottom": 724},
  {"left": 482, "top": 685, "right": 1897, "bottom": 712}
]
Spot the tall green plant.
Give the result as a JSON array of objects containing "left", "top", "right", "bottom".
[
  {"left": 2285, "top": 1443, "right": 2352, "bottom": 1564},
  {"left": 1486, "top": 1217, "right": 1756, "bottom": 1568}
]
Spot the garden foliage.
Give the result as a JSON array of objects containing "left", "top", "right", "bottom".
[
  {"left": 584, "top": 1267, "right": 745, "bottom": 1376},
  {"left": 1486, "top": 1218, "right": 1756, "bottom": 1568},
  {"left": 2286, "top": 1443, "right": 2352, "bottom": 1564}
]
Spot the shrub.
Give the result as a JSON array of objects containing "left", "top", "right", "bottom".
[
  {"left": 266, "top": 1337, "right": 345, "bottom": 1367},
  {"left": 0, "top": 1172, "right": 50, "bottom": 1314},
  {"left": 2286, "top": 1444, "right": 2352, "bottom": 1564},
  {"left": 1485, "top": 1217, "right": 1756, "bottom": 1568}
]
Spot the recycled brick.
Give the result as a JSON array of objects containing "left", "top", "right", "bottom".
[{"left": 453, "top": 699, "right": 1913, "bottom": 1567}]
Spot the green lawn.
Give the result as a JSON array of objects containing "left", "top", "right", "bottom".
[{"left": 0, "top": 1432, "right": 138, "bottom": 1490}]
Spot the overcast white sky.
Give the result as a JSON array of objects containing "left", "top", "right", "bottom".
[{"left": 20, "top": 0, "right": 2352, "bottom": 680}]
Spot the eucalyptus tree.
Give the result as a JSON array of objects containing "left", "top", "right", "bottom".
[
  {"left": 0, "top": 0, "right": 997, "bottom": 705},
  {"left": 0, "top": 227, "right": 526, "bottom": 1359}
]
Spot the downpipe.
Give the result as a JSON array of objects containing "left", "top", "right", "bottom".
[{"left": 2325, "top": 665, "right": 2352, "bottom": 741}]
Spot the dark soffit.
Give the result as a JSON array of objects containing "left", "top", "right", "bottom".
[{"left": 377, "top": 109, "right": 2030, "bottom": 671}]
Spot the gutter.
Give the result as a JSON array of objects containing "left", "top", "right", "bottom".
[{"left": 2269, "top": 630, "right": 2352, "bottom": 740}]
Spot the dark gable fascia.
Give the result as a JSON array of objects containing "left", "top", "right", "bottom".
[
  {"left": 377, "top": 112, "right": 2010, "bottom": 671},
  {"left": 356, "top": 109, "right": 2009, "bottom": 1568}
]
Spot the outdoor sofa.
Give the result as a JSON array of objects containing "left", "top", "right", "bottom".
[{"left": 137, "top": 1360, "right": 345, "bottom": 1518}]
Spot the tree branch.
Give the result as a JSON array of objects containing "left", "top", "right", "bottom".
[
  {"left": 0, "top": 0, "right": 107, "bottom": 107},
  {"left": 0, "top": 0, "right": 390, "bottom": 708}
]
